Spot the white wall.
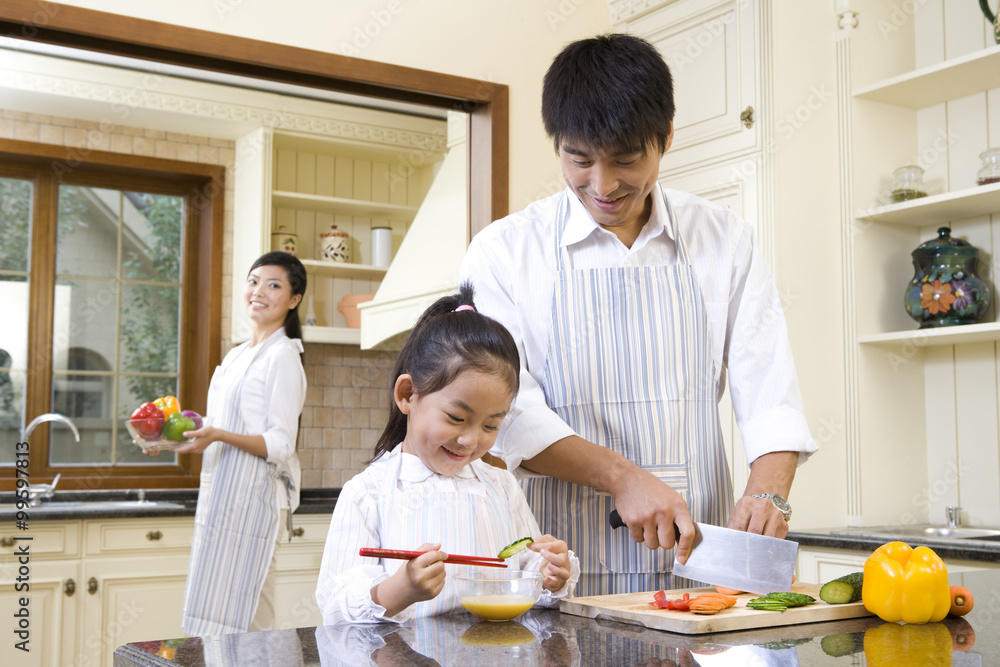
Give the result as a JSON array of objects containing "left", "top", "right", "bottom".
[{"left": 56, "top": 0, "right": 612, "bottom": 213}]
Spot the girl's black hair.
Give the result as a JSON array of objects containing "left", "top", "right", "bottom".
[
  {"left": 371, "top": 282, "right": 520, "bottom": 462},
  {"left": 542, "top": 33, "right": 675, "bottom": 155},
  {"left": 249, "top": 251, "right": 307, "bottom": 348}
]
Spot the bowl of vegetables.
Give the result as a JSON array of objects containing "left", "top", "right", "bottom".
[
  {"left": 126, "top": 395, "right": 206, "bottom": 450},
  {"left": 454, "top": 570, "right": 542, "bottom": 622}
]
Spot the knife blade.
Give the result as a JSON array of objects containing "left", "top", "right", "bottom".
[{"left": 609, "top": 510, "right": 797, "bottom": 594}]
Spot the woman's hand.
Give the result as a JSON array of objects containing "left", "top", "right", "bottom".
[
  {"left": 172, "top": 426, "right": 221, "bottom": 454},
  {"left": 529, "top": 534, "right": 571, "bottom": 593},
  {"left": 372, "top": 542, "right": 447, "bottom": 617}
]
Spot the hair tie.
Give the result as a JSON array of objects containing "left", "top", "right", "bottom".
[{"left": 453, "top": 304, "right": 475, "bottom": 313}]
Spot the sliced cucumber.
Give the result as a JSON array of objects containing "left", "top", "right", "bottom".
[
  {"left": 819, "top": 572, "right": 864, "bottom": 605},
  {"left": 497, "top": 537, "right": 533, "bottom": 559}
]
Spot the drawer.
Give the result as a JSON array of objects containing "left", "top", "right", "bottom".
[
  {"left": 0, "top": 521, "right": 82, "bottom": 559},
  {"left": 281, "top": 514, "right": 331, "bottom": 550},
  {"left": 85, "top": 517, "right": 194, "bottom": 556}
]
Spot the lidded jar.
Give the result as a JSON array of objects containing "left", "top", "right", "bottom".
[
  {"left": 903, "top": 227, "right": 991, "bottom": 328},
  {"left": 891, "top": 165, "right": 928, "bottom": 202},
  {"left": 976, "top": 147, "right": 1000, "bottom": 185},
  {"left": 318, "top": 225, "right": 350, "bottom": 263}
]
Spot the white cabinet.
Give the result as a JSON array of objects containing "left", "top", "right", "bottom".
[
  {"left": 796, "top": 546, "right": 999, "bottom": 586},
  {"left": 232, "top": 120, "right": 447, "bottom": 346},
  {"left": 614, "top": 0, "right": 764, "bottom": 170},
  {"left": 1, "top": 513, "right": 330, "bottom": 664}
]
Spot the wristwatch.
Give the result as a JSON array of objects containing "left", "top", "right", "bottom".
[{"left": 751, "top": 493, "right": 792, "bottom": 522}]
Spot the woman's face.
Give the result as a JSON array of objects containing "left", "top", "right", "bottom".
[
  {"left": 395, "top": 368, "right": 513, "bottom": 476},
  {"left": 244, "top": 264, "right": 301, "bottom": 331}
]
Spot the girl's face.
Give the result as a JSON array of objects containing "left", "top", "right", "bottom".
[
  {"left": 395, "top": 368, "right": 514, "bottom": 476},
  {"left": 244, "top": 264, "right": 301, "bottom": 331}
]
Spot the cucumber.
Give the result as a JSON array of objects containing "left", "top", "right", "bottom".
[
  {"left": 820, "top": 632, "right": 864, "bottom": 657},
  {"left": 746, "top": 592, "right": 815, "bottom": 612},
  {"left": 497, "top": 537, "right": 533, "bottom": 559},
  {"left": 819, "top": 572, "right": 864, "bottom": 605}
]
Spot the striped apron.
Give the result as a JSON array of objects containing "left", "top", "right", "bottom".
[
  {"left": 181, "top": 335, "right": 286, "bottom": 635},
  {"left": 521, "top": 192, "right": 733, "bottom": 596},
  {"left": 376, "top": 453, "right": 521, "bottom": 618}
]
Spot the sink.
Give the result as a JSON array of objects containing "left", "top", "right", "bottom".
[{"left": 833, "top": 525, "right": 1000, "bottom": 542}]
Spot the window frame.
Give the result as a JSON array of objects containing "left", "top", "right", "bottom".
[{"left": 0, "top": 138, "right": 224, "bottom": 490}]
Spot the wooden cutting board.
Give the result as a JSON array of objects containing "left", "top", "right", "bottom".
[{"left": 559, "top": 583, "right": 875, "bottom": 635}]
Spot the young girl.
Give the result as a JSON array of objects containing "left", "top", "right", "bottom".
[{"left": 316, "top": 284, "right": 579, "bottom": 624}]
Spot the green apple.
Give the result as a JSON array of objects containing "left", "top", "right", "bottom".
[{"left": 162, "top": 412, "right": 196, "bottom": 441}]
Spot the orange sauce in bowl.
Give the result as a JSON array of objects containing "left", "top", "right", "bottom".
[{"left": 460, "top": 595, "right": 536, "bottom": 621}]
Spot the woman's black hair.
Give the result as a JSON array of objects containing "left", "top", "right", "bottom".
[
  {"left": 371, "top": 282, "right": 520, "bottom": 462},
  {"left": 249, "top": 251, "right": 307, "bottom": 348},
  {"left": 542, "top": 33, "right": 675, "bottom": 155}
]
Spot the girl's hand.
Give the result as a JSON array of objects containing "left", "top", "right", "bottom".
[
  {"left": 372, "top": 542, "right": 447, "bottom": 617},
  {"left": 529, "top": 535, "right": 571, "bottom": 593},
  {"left": 172, "top": 426, "right": 219, "bottom": 454}
]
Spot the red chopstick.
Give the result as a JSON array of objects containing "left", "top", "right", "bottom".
[{"left": 360, "top": 548, "right": 508, "bottom": 568}]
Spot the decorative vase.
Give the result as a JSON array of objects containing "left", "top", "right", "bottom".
[
  {"left": 337, "top": 294, "right": 374, "bottom": 329},
  {"left": 979, "top": 0, "right": 1000, "bottom": 44},
  {"left": 903, "top": 227, "right": 991, "bottom": 328},
  {"left": 319, "top": 225, "right": 350, "bottom": 263},
  {"left": 270, "top": 226, "right": 298, "bottom": 257}
]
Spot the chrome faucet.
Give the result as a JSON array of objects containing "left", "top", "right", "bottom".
[
  {"left": 946, "top": 506, "right": 962, "bottom": 528},
  {"left": 21, "top": 414, "right": 79, "bottom": 506},
  {"left": 23, "top": 413, "right": 81, "bottom": 442}
]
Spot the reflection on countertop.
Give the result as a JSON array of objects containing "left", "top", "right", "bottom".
[
  {"left": 114, "top": 569, "right": 999, "bottom": 666},
  {"left": 0, "top": 487, "right": 339, "bottom": 521}
]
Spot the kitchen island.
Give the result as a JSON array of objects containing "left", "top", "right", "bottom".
[{"left": 114, "top": 569, "right": 996, "bottom": 666}]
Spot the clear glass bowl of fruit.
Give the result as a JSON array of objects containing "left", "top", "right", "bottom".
[{"left": 126, "top": 398, "right": 207, "bottom": 450}]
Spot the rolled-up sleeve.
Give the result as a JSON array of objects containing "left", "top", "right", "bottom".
[{"left": 258, "top": 341, "right": 306, "bottom": 464}]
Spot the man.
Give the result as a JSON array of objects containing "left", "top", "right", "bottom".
[{"left": 460, "top": 33, "right": 816, "bottom": 594}]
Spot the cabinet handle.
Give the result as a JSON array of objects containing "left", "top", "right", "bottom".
[
  {"left": 88, "top": 577, "right": 99, "bottom": 595},
  {"left": 740, "top": 105, "right": 755, "bottom": 129},
  {"left": 0, "top": 536, "right": 14, "bottom": 548},
  {"left": 65, "top": 579, "right": 76, "bottom": 597},
  {"left": 292, "top": 527, "right": 305, "bottom": 538},
  {"left": 146, "top": 530, "right": 163, "bottom": 541}
]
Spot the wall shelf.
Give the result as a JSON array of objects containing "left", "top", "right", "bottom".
[
  {"left": 853, "top": 44, "right": 1000, "bottom": 109},
  {"left": 855, "top": 182, "right": 1000, "bottom": 227},
  {"left": 859, "top": 322, "right": 1000, "bottom": 347},
  {"left": 301, "top": 325, "right": 361, "bottom": 345},
  {"left": 299, "top": 259, "right": 387, "bottom": 280},
  {"left": 272, "top": 191, "right": 419, "bottom": 219}
]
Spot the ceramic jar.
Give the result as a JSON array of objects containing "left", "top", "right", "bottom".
[
  {"left": 904, "top": 227, "right": 991, "bottom": 328},
  {"left": 319, "top": 225, "right": 350, "bottom": 263},
  {"left": 270, "top": 226, "right": 298, "bottom": 257}
]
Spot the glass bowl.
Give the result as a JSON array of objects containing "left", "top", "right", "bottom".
[
  {"left": 125, "top": 415, "right": 208, "bottom": 450},
  {"left": 455, "top": 570, "right": 542, "bottom": 622}
]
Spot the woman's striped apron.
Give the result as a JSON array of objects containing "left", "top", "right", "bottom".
[
  {"left": 376, "top": 453, "right": 521, "bottom": 617},
  {"left": 521, "top": 192, "right": 733, "bottom": 596},
  {"left": 181, "top": 335, "right": 286, "bottom": 635}
]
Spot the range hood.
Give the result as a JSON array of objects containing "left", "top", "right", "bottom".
[{"left": 358, "top": 116, "right": 468, "bottom": 349}]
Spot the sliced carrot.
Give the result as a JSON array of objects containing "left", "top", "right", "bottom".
[{"left": 714, "top": 585, "right": 744, "bottom": 596}]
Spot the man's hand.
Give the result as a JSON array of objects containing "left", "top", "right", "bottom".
[
  {"left": 608, "top": 466, "right": 695, "bottom": 564},
  {"left": 727, "top": 495, "right": 789, "bottom": 538},
  {"left": 727, "top": 450, "right": 799, "bottom": 538}
]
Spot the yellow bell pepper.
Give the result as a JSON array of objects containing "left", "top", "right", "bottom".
[
  {"left": 153, "top": 395, "right": 180, "bottom": 419},
  {"left": 862, "top": 541, "right": 951, "bottom": 624},
  {"left": 864, "top": 622, "right": 952, "bottom": 667}
]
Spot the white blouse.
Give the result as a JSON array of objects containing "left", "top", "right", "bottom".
[
  {"left": 315, "top": 449, "right": 580, "bottom": 625},
  {"left": 459, "top": 184, "right": 818, "bottom": 472}
]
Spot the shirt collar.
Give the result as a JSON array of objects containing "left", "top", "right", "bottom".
[
  {"left": 561, "top": 183, "right": 673, "bottom": 249},
  {"left": 397, "top": 450, "right": 477, "bottom": 482}
]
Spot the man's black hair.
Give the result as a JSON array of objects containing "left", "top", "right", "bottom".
[{"left": 542, "top": 33, "right": 675, "bottom": 154}]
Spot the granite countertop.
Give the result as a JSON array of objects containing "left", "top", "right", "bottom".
[
  {"left": 787, "top": 526, "right": 1000, "bottom": 563},
  {"left": 0, "top": 488, "right": 338, "bottom": 521},
  {"left": 114, "top": 569, "right": 998, "bottom": 666}
]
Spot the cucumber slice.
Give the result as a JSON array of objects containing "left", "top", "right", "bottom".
[
  {"left": 819, "top": 572, "right": 864, "bottom": 604},
  {"left": 497, "top": 537, "right": 533, "bottom": 559}
]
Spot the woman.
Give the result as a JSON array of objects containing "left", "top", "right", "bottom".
[{"left": 177, "top": 251, "right": 307, "bottom": 635}]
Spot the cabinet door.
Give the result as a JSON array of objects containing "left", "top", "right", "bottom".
[
  {"left": 625, "top": 0, "right": 760, "bottom": 169},
  {"left": 82, "top": 554, "right": 191, "bottom": 666},
  {"left": 0, "top": 560, "right": 80, "bottom": 667}
]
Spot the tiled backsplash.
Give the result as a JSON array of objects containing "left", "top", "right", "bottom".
[{"left": 3, "top": 109, "right": 389, "bottom": 491}]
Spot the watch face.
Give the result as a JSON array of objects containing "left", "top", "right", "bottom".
[{"left": 771, "top": 494, "right": 791, "bottom": 514}]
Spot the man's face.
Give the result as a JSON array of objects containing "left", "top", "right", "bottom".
[{"left": 558, "top": 135, "right": 667, "bottom": 238}]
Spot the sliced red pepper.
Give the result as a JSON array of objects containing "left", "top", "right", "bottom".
[{"left": 653, "top": 590, "right": 666, "bottom": 602}]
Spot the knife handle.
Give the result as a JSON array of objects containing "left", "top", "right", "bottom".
[{"left": 609, "top": 510, "right": 681, "bottom": 540}]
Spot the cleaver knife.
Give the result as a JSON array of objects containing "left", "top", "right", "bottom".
[{"left": 609, "top": 510, "right": 798, "bottom": 594}]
